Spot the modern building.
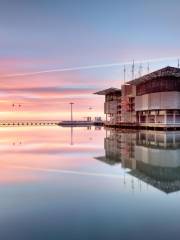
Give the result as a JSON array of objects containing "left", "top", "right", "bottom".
[
  {"left": 95, "top": 88, "right": 122, "bottom": 125},
  {"left": 95, "top": 66, "right": 180, "bottom": 129}
]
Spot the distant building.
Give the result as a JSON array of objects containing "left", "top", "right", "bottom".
[{"left": 95, "top": 66, "right": 180, "bottom": 129}]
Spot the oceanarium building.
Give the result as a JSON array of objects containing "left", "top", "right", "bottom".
[{"left": 95, "top": 66, "right": 180, "bottom": 129}]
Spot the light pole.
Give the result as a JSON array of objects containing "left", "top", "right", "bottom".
[
  {"left": 69, "top": 102, "right": 74, "bottom": 122},
  {"left": 88, "top": 106, "right": 92, "bottom": 122}
]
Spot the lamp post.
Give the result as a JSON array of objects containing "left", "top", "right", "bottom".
[
  {"left": 88, "top": 106, "right": 92, "bottom": 122},
  {"left": 69, "top": 102, "right": 74, "bottom": 122}
]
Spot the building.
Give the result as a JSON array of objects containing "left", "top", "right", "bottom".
[
  {"left": 94, "top": 88, "right": 122, "bottom": 125},
  {"left": 95, "top": 66, "right": 180, "bottom": 129}
]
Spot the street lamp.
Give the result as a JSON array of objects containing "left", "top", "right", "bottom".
[
  {"left": 69, "top": 102, "right": 74, "bottom": 122},
  {"left": 88, "top": 106, "right": 93, "bottom": 122}
]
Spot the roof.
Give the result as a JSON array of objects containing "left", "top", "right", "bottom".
[
  {"left": 94, "top": 87, "right": 121, "bottom": 95},
  {"left": 127, "top": 66, "right": 180, "bottom": 86}
]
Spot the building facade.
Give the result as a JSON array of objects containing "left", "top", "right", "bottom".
[
  {"left": 95, "top": 66, "right": 180, "bottom": 129},
  {"left": 95, "top": 88, "right": 122, "bottom": 125}
]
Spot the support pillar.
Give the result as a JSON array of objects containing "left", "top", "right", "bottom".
[
  {"left": 155, "top": 112, "right": 157, "bottom": 124},
  {"left": 138, "top": 112, "right": 141, "bottom": 124},
  {"left": 164, "top": 113, "right": 167, "bottom": 124},
  {"left": 173, "top": 111, "right": 176, "bottom": 124},
  {"left": 146, "top": 112, "right": 148, "bottom": 124}
]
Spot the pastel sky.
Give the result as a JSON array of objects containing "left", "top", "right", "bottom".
[{"left": 0, "top": 0, "right": 180, "bottom": 120}]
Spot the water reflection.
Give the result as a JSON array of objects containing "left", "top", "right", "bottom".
[
  {"left": 1, "top": 127, "right": 180, "bottom": 239},
  {"left": 96, "top": 129, "right": 180, "bottom": 194},
  {"left": 0, "top": 126, "right": 106, "bottom": 185}
]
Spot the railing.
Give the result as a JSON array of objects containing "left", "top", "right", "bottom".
[{"left": 0, "top": 120, "right": 59, "bottom": 126}]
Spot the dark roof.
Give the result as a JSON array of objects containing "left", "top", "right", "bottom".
[
  {"left": 94, "top": 87, "right": 121, "bottom": 95},
  {"left": 127, "top": 66, "right": 180, "bottom": 86}
]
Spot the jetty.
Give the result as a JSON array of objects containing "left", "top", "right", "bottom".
[
  {"left": 58, "top": 120, "right": 104, "bottom": 127},
  {"left": 0, "top": 120, "right": 58, "bottom": 127},
  {"left": 0, "top": 119, "right": 104, "bottom": 127}
]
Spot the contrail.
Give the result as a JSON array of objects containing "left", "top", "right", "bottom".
[
  {"left": 10, "top": 165, "right": 128, "bottom": 179},
  {"left": 1, "top": 56, "right": 179, "bottom": 78}
]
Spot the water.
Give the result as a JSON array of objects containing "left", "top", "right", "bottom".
[{"left": 0, "top": 126, "right": 180, "bottom": 240}]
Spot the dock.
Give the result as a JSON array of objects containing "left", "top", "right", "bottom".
[
  {"left": 58, "top": 120, "right": 104, "bottom": 127},
  {"left": 104, "top": 122, "right": 180, "bottom": 131},
  {"left": 0, "top": 120, "right": 59, "bottom": 127},
  {"left": 0, "top": 120, "right": 104, "bottom": 127}
]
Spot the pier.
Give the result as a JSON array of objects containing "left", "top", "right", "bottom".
[
  {"left": 0, "top": 120, "right": 104, "bottom": 127},
  {"left": 0, "top": 120, "right": 59, "bottom": 127},
  {"left": 58, "top": 120, "right": 104, "bottom": 127},
  {"left": 104, "top": 122, "right": 180, "bottom": 131}
]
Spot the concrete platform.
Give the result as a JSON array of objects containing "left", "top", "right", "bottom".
[
  {"left": 59, "top": 121, "right": 104, "bottom": 127},
  {"left": 105, "top": 122, "right": 180, "bottom": 131}
]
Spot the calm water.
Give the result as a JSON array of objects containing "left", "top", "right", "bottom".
[{"left": 0, "top": 126, "right": 180, "bottom": 240}]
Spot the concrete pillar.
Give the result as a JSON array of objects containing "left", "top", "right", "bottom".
[
  {"left": 164, "top": 113, "right": 167, "bottom": 124},
  {"left": 154, "top": 132, "right": 157, "bottom": 145},
  {"left": 138, "top": 112, "right": 141, "bottom": 123},
  {"left": 173, "top": 111, "right": 176, "bottom": 124},
  {"left": 146, "top": 112, "right": 148, "bottom": 124},
  {"left": 164, "top": 133, "right": 167, "bottom": 148},
  {"left": 155, "top": 113, "right": 157, "bottom": 124}
]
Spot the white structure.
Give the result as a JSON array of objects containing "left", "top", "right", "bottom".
[{"left": 95, "top": 66, "right": 180, "bottom": 129}]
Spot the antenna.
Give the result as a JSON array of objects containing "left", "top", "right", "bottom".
[
  {"left": 138, "top": 64, "right": 143, "bottom": 77},
  {"left": 131, "top": 60, "right": 135, "bottom": 80},
  {"left": 147, "top": 63, "right": 150, "bottom": 73},
  {"left": 123, "top": 65, "right": 126, "bottom": 83}
]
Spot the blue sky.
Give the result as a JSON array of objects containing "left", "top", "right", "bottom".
[{"left": 1, "top": 0, "right": 180, "bottom": 64}]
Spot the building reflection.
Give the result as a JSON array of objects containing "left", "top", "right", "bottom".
[{"left": 96, "top": 129, "right": 180, "bottom": 194}]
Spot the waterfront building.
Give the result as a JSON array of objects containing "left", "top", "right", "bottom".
[
  {"left": 95, "top": 66, "right": 180, "bottom": 129},
  {"left": 94, "top": 88, "right": 122, "bottom": 125}
]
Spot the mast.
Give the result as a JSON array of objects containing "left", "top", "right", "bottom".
[
  {"left": 131, "top": 60, "right": 135, "bottom": 80},
  {"left": 147, "top": 63, "right": 150, "bottom": 74},
  {"left": 123, "top": 65, "right": 126, "bottom": 84}
]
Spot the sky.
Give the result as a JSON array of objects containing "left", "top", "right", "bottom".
[{"left": 0, "top": 0, "right": 180, "bottom": 120}]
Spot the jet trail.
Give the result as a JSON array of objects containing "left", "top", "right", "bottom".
[{"left": 1, "top": 56, "right": 179, "bottom": 78}]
